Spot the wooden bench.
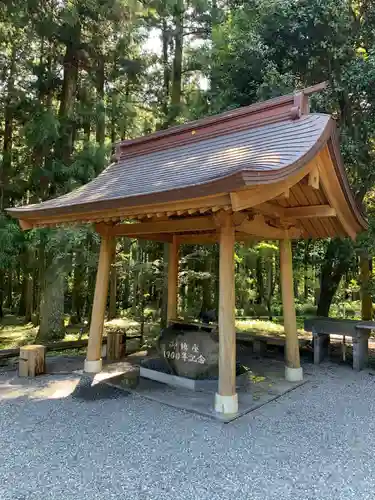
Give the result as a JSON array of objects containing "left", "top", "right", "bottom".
[{"left": 304, "top": 318, "right": 375, "bottom": 371}]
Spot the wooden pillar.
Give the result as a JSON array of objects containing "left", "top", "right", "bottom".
[
  {"left": 215, "top": 213, "right": 238, "bottom": 414},
  {"left": 279, "top": 238, "right": 303, "bottom": 382},
  {"left": 167, "top": 235, "right": 179, "bottom": 322},
  {"left": 84, "top": 234, "right": 113, "bottom": 373}
]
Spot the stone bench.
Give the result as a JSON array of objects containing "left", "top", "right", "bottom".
[{"left": 304, "top": 318, "right": 375, "bottom": 371}]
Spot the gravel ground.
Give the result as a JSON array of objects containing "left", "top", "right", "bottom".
[{"left": 1, "top": 362, "right": 375, "bottom": 500}]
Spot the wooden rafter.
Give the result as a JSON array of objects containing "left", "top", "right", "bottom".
[
  {"left": 19, "top": 193, "right": 231, "bottom": 229},
  {"left": 283, "top": 205, "right": 336, "bottom": 220},
  {"left": 308, "top": 166, "right": 320, "bottom": 189},
  {"left": 317, "top": 147, "right": 358, "bottom": 240}
]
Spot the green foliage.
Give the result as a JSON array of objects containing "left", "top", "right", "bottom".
[{"left": 0, "top": 217, "right": 21, "bottom": 269}]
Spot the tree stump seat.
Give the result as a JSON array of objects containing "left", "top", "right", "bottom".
[
  {"left": 106, "top": 329, "right": 143, "bottom": 361},
  {"left": 19, "top": 345, "right": 46, "bottom": 377}
]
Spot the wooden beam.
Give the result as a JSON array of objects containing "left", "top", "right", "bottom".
[
  {"left": 97, "top": 216, "right": 217, "bottom": 237},
  {"left": 238, "top": 215, "right": 301, "bottom": 239},
  {"left": 215, "top": 212, "right": 238, "bottom": 414},
  {"left": 176, "top": 233, "right": 219, "bottom": 245},
  {"left": 303, "top": 81, "right": 327, "bottom": 96},
  {"left": 85, "top": 234, "right": 113, "bottom": 373},
  {"left": 308, "top": 166, "right": 319, "bottom": 189},
  {"left": 280, "top": 238, "right": 302, "bottom": 381},
  {"left": 19, "top": 219, "right": 33, "bottom": 230},
  {"left": 125, "top": 233, "right": 173, "bottom": 243},
  {"left": 231, "top": 184, "right": 287, "bottom": 212},
  {"left": 235, "top": 231, "right": 258, "bottom": 243},
  {"left": 167, "top": 236, "right": 179, "bottom": 322},
  {"left": 255, "top": 203, "right": 285, "bottom": 218},
  {"left": 175, "top": 230, "right": 257, "bottom": 245},
  {"left": 283, "top": 205, "right": 336, "bottom": 220}
]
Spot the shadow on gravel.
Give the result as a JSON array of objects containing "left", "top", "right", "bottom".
[{"left": 71, "top": 378, "right": 130, "bottom": 401}]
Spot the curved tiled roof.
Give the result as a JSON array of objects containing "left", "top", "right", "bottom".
[
  {"left": 9, "top": 114, "right": 332, "bottom": 217},
  {"left": 6, "top": 83, "right": 367, "bottom": 239}
]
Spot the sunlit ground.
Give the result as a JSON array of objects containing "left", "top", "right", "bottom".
[
  {"left": 0, "top": 376, "right": 81, "bottom": 401},
  {"left": 236, "top": 319, "right": 310, "bottom": 339},
  {"left": 0, "top": 315, "right": 146, "bottom": 351}
]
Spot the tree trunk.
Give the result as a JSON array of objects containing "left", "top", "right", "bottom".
[
  {"left": 360, "top": 253, "right": 372, "bottom": 320},
  {"left": 201, "top": 253, "right": 212, "bottom": 311},
  {"left": 6, "top": 271, "right": 13, "bottom": 310},
  {"left": 0, "top": 271, "right": 4, "bottom": 319},
  {"left": 0, "top": 44, "right": 16, "bottom": 212},
  {"left": 168, "top": 0, "right": 184, "bottom": 126},
  {"left": 95, "top": 53, "right": 105, "bottom": 150},
  {"left": 71, "top": 257, "right": 85, "bottom": 324},
  {"left": 25, "top": 274, "right": 33, "bottom": 323},
  {"left": 37, "top": 265, "right": 65, "bottom": 342},
  {"left": 56, "top": 32, "right": 80, "bottom": 170},
  {"left": 160, "top": 243, "right": 169, "bottom": 328},
  {"left": 108, "top": 242, "right": 117, "bottom": 320},
  {"left": 255, "top": 255, "right": 264, "bottom": 305},
  {"left": 34, "top": 240, "right": 45, "bottom": 326},
  {"left": 265, "top": 255, "right": 274, "bottom": 319},
  {"left": 317, "top": 239, "right": 354, "bottom": 317},
  {"left": 110, "top": 85, "right": 117, "bottom": 154},
  {"left": 86, "top": 235, "right": 99, "bottom": 322},
  {"left": 209, "top": 0, "right": 220, "bottom": 103},
  {"left": 304, "top": 241, "right": 310, "bottom": 301},
  {"left": 161, "top": 19, "right": 170, "bottom": 121}
]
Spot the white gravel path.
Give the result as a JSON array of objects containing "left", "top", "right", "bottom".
[{"left": 1, "top": 362, "right": 375, "bottom": 500}]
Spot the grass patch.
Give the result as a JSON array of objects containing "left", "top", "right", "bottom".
[
  {"left": 0, "top": 317, "right": 38, "bottom": 349},
  {"left": 1, "top": 314, "right": 312, "bottom": 353},
  {"left": 236, "top": 318, "right": 310, "bottom": 339},
  {"left": 0, "top": 315, "right": 156, "bottom": 352}
]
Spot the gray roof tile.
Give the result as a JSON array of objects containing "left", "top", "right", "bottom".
[{"left": 11, "top": 114, "right": 331, "bottom": 215}]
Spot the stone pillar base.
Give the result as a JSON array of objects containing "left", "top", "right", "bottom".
[
  {"left": 253, "top": 339, "right": 267, "bottom": 356},
  {"left": 215, "top": 393, "right": 238, "bottom": 414},
  {"left": 84, "top": 359, "right": 102, "bottom": 374},
  {"left": 285, "top": 366, "right": 303, "bottom": 382},
  {"left": 313, "top": 331, "right": 330, "bottom": 364},
  {"left": 352, "top": 330, "right": 369, "bottom": 371}
]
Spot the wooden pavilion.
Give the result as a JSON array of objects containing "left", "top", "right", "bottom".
[{"left": 8, "top": 83, "right": 366, "bottom": 414}]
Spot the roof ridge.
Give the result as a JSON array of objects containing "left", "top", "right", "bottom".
[{"left": 115, "top": 82, "right": 327, "bottom": 161}]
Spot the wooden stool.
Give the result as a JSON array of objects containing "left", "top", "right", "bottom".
[
  {"left": 19, "top": 345, "right": 46, "bottom": 377},
  {"left": 106, "top": 331, "right": 125, "bottom": 361}
]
